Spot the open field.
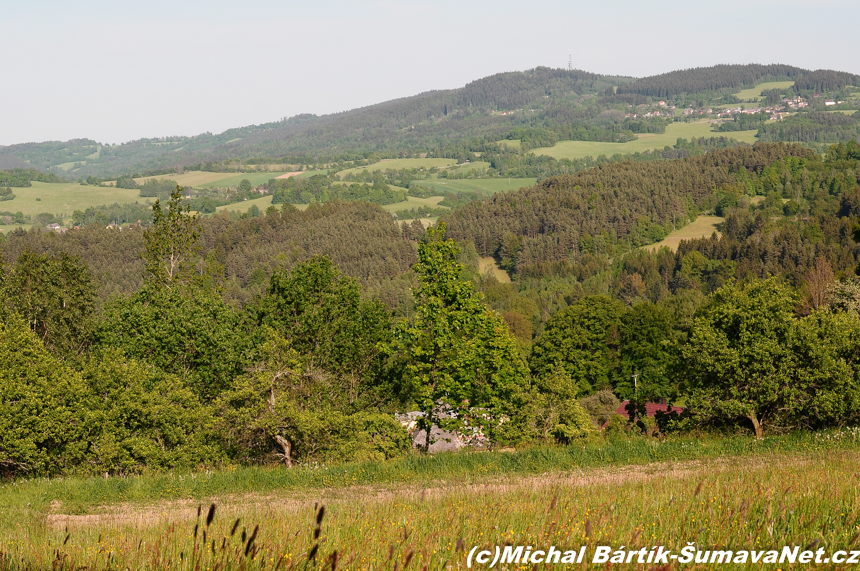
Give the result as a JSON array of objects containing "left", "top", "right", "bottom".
[
  {"left": 382, "top": 195, "right": 448, "bottom": 214},
  {"left": 336, "top": 158, "right": 457, "bottom": 178},
  {"left": 0, "top": 181, "right": 143, "bottom": 220},
  {"left": 215, "top": 196, "right": 310, "bottom": 215},
  {"left": 732, "top": 80, "right": 796, "bottom": 102},
  {"left": 197, "top": 172, "right": 287, "bottom": 188},
  {"left": 642, "top": 215, "right": 723, "bottom": 252},
  {"left": 215, "top": 195, "right": 274, "bottom": 214},
  {"left": 532, "top": 122, "right": 759, "bottom": 160},
  {"left": 398, "top": 217, "right": 437, "bottom": 228},
  {"left": 0, "top": 224, "right": 31, "bottom": 233},
  {"left": 2, "top": 430, "right": 860, "bottom": 570},
  {"left": 411, "top": 177, "right": 537, "bottom": 195},
  {"left": 479, "top": 256, "right": 511, "bottom": 283},
  {"left": 496, "top": 139, "right": 522, "bottom": 149},
  {"left": 130, "top": 172, "right": 238, "bottom": 187},
  {"left": 450, "top": 161, "right": 492, "bottom": 172}
]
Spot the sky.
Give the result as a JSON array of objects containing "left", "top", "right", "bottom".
[{"left": 1, "top": 0, "right": 859, "bottom": 146}]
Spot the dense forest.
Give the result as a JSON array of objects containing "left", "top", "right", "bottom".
[
  {"left": 614, "top": 64, "right": 808, "bottom": 98},
  {"left": 444, "top": 144, "right": 812, "bottom": 274}
]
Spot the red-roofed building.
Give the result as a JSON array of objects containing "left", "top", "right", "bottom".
[{"left": 614, "top": 399, "right": 685, "bottom": 420}]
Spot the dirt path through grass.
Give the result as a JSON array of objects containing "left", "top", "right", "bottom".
[{"left": 45, "top": 451, "right": 831, "bottom": 530}]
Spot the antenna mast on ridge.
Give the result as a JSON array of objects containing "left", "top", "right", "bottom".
[{"left": 568, "top": 49, "right": 572, "bottom": 71}]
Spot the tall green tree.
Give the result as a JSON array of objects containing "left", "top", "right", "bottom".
[
  {"left": 0, "top": 311, "right": 90, "bottom": 476},
  {"left": 386, "top": 222, "right": 530, "bottom": 450},
  {"left": 683, "top": 279, "right": 860, "bottom": 436},
  {"left": 615, "top": 301, "right": 680, "bottom": 400},
  {"left": 97, "top": 284, "right": 251, "bottom": 402},
  {"left": 3, "top": 251, "right": 96, "bottom": 359},
  {"left": 257, "top": 256, "right": 392, "bottom": 407},
  {"left": 529, "top": 296, "right": 624, "bottom": 395},
  {"left": 143, "top": 186, "right": 201, "bottom": 287},
  {"left": 217, "top": 330, "right": 409, "bottom": 464}
]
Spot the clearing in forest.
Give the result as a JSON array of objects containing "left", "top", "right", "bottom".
[
  {"left": 642, "top": 215, "right": 723, "bottom": 252},
  {"left": 478, "top": 256, "right": 511, "bottom": 283},
  {"left": 413, "top": 177, "right": 537, "bottom": 195},
  {"left": 383, "top": 195, "right": 448, "bottom": 214},
  {"left": 336, "top": 158, "right": 457, "bottom": 178},
  {"left": 732, "top": 80, "right": 796, "bottom": 102},
  {"left": 531, "top": 121, "right": 758, "bottom": 160}
]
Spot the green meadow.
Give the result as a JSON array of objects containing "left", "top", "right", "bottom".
[
  {"left": 382, "top": 196, "right": 448, "bottom": 214},
  {"left": 197, "top": 172, "right": 289, "bottom": 188},
  {"left": 532, "top": 122, "right": 759, "bottom": 160},
  {"left": 336, "top": 158, "right": 457, "bottom": 178},
  {"left": 214, "top": 196, "right": 311, "bottom": 215},
  {"left": 732, "top": 80, "right": 796, "bottom": 102},
  {"left": 642, "top": 215, "right": 724, "bottom": 253},
  {"left": 412, "top": 177, "right": 537, "bottom": 195},
  {"left": 0, "top": 181, "right": 143, "bottom": 220}
]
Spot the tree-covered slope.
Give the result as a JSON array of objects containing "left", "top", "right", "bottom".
[{"left": 443, "top": 143, "right": 813, "bottom": 274}]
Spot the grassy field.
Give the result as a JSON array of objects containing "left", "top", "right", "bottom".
[
  {"left": 131, "top": 172, "right": 239, "bottom": 187},
  {"left": 197, "top": 172, "right": 288, "bottom": 188},
  {"left": 732, "top": 81, "right": 796, "bottom": 102},
  {"left": 532, "top": 122, "right": 759, "bottom": 161},
  {"left": 478, "top": 256, "right": 511, "bottom": 283},
  {"left": 0, "top": 223, "right": 30, "bottom": 233},
  {"left": 0, "top": 181, "right": 143, "bottom": 220},
  {"left": 496, "top": 139, "right": 522, "bottom": 149},
  {"left": 450, "top": 161, "right": 492, "bottom": 172},
  {"left": 2, "top": 430, "right": 860, "bottom": 570},
  {"left": 215, "top": 197, "right": 311, "bottom": 215},
  {"left": 411, "top": 177, "right": 537, "bottom": 195},
  {"left": 336, "top": 158, "right": 457, "bottom": 178},
  {"left": 382, "top": 196, "right": 448, "bottom": 214},
  {"left": 398, "top": 217, "right": 438, "bottom": 228},
  {"left": 642, "top": 215, "right": 723, "bottom": 253},
  {"left": 215, "top": 195, "right": 274, "bottom": 214}
]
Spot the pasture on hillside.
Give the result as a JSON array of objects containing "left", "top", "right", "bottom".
[
  {"left": 732, "top": 80, "right": 796, "bottom": 102},
  {"left": 131, "top": 171, "right": 240, "bottom": 187},
  {"left": 336, "top": 158, "right": 457, "bottom": 178},
  {"left": 0, "top": 181, "right": 143, "bottom": 221},
  {"left": 3, "top": 431, "right": 860, "bottom": 570},
  {"left": 642, "top": 215, "right": 723, "bottom": 253},
  {"left": 531, "top": 121, "right": 759, "bottom": 160},
  {"left": 214, "top": 195, "right": 274, "bottom": 214},
  {"left": 130, "top": 171, "right": 296, "bottom": 189},
  {"left": 197, "top": 172, "right": 289, "bottom": 188},
  {"left": 449, "top": 161, "right": 493, "bottom": 172},
  {"left": 411, "top": 177, "right": 537, "bottom": 195},
  {"left": 382, "top": 195, "right": 448, "bottom": 214},
  {"left": 214, "top": 196, "right": 310, "bottom": 215}
]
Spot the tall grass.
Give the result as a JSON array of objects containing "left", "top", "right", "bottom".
[
  {"left": 1, "top": 429, "right": 859, "bottom": 570},
  {"left": 2, "top": 429, "right": 856, "bottom": 515}
]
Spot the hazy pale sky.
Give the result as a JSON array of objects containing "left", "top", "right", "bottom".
[{"left": 2, "top": 0, "right": 858, "bottom": 146}]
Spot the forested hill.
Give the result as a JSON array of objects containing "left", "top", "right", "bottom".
[
  {"left": 0, "top": 68, "right": 616, "bottom": 177},
  {"left": 3, "top": 63, "right": 858, "bottom": 179},
  {"left": 444, "top": 143, "right": 812, "bottom": 275},
  {"left": 615, "top": 64, "right": 809, "bottom": 98}
]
